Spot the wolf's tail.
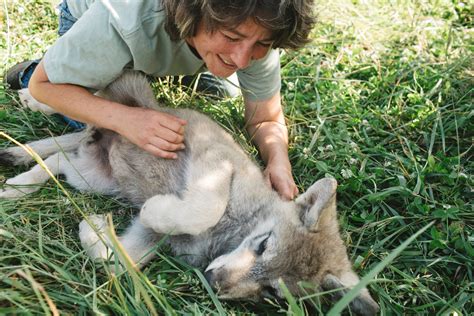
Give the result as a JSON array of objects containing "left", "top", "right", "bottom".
[{"left": 97, "top": 70, "right": 159, "bottom": 110}]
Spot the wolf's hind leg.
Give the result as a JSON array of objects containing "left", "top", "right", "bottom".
[
  {"left": 140, "top": 153, "right": 233, "bottom": 236},
  {"left": 0, "top": 131, "right": 86, "bottom": 166},
  {"left": 18, "top": 88, "right": 57, "bottom": 115},
  {"left": 0, "top": 152, "right": 73, "bottom": 198},
  {"left": 0, "top": 146, "right": 115, "bottom": 198}
]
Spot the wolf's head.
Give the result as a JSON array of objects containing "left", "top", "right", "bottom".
[{"left": 204, "top": 178, "right": 379, "bottom": 315}]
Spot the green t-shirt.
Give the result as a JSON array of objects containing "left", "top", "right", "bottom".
[{"left": 43, "top": 0, "right": 281, "bottom": 101}]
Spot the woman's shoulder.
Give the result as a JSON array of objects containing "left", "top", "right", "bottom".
[{"left": 69, "top": 0, "right": 166, "bottom": 36}]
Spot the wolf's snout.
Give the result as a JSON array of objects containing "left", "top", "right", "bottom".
[
  {"left": 204, "top": 268, "right": 226, "bottom": 292},
  {"left": 204, "top": 269, "right": 215, "bottom": 285}
]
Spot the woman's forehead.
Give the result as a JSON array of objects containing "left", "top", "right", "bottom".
[{"left": 218, "top": 19, "right": 274, "bottom": 40}]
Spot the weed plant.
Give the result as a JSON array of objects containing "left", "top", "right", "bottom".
[{"left": 1, "top": 0, "right": 472, "bottom": 314}]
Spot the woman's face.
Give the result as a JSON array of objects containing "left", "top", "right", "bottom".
[{"left": 187, "top": 19, "right": 274, "bottom": 78}]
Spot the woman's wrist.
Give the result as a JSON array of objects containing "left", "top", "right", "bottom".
[{"left": 264, "top": 143, "right": 291, "bottom": 171}]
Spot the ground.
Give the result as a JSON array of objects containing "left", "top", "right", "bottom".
[{"left": 0, "top": 0, "right": 472, "bottom": 314}]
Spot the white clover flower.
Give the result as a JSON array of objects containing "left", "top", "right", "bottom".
[
  {"left": 341, "top": 169, "right": 354, "bottom": 179},
  {"left": 384, "top": 161, "right": 391, "bottom": 167},
  {"left": 349, "top": 158, "right": 358, "bottom": 165},
  {"left": 343, "top": 47, "right": 353, "bottom": 56},
  {"left": 287, "top": 82, "right": 295, "bottom": 91},
  {"left": 362, "top": 119, "right": 369, "bottom": 126},
  {"left": 325, "top": 144, "right": 333, "bottom": 151}
]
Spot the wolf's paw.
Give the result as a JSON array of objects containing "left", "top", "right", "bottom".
[
  {"left": 79, "top": 215, "right": 112, "bottom": 260},
  {"left": 18, "top": 88, "right": 57, "bottom": 115},
  {"left": 0, "top": 174, "right": 42, "bottom": 198},
  {"left": 0, "top": 186, "right": 29, "bottom": 199}
]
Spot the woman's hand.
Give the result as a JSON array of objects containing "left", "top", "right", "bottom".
[
  {"left": 264, "top": 158, "right": 298, "bottom": 200},
  {"left": 117, "top": 107, "right": 187, "bottom": 159}
]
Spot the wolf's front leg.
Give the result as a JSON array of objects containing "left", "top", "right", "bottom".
[
  {"left": 79, "top": 215, "right": 112, "bottom": 260},
  {"left": 79, "top": 215, "right": 160, "bottom": 267},
  {"left": 140, "top": 159, "right": 233, "bottom": 236}
]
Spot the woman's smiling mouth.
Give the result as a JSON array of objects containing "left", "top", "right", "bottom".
[{"left": 218, "top": 54, "right": 237, "bottom": 69}]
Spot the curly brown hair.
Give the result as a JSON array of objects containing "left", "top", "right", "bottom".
[{"left": 162, "top": 0, "right": 316, "bottom": 49}]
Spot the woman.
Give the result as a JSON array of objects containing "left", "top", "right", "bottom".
[{"left": 6, "top": 0, "right": 316, "bottom": 200}]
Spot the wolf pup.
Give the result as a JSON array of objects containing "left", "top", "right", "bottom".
[{"left": 0, "top": 71, "right": 378, "bottom": 315}]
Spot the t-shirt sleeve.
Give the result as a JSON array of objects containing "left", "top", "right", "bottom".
[
  {"left": 43, "top": 1, "right": 132, "bottom": 91},
  {"left": 236, "top": 48, "right": 281, "bottom": 102}
]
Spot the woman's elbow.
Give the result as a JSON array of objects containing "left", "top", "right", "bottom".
[{"left": 27, "top": 62, "right": 49, "bottom": 99}]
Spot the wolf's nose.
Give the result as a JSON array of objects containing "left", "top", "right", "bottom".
[{"left": 204, "top": 269, "right": 215, "bottom": 285}]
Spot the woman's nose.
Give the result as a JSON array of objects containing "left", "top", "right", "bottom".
[
  {"left": 231, "top": 45, "right": 253, "bottom": 69},
  {"left": 231, "top": 44, "right": 270, "bottom": 69}
]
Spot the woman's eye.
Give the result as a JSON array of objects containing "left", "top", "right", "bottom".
[
  {"left": 258, "top": 42, "right": 272, "bottom": 48},
  {"left": 223, "top": 34, "right": 239, "bottom": 42}
]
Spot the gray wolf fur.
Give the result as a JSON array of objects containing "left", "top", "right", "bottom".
[{"left": 0, "top": 71, "right": 378, "bottom": 315}]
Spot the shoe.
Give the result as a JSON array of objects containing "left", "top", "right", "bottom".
[
  {"left": 4, "top": 60, "right": 39, "bottom": 90},
  {"left": 5, "top": 60, "right": 86, "bottom": 130}
]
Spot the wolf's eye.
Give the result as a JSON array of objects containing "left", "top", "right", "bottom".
[
  {"left": 262, "top": 285, "right": 279, "bottom": 298},
  {"left": 255, "top": 234, "right": 270, "bottom": 256}
]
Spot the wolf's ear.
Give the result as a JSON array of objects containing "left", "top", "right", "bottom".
[
  {"left": 321, "top": 274, "right": 379, "bottom": 316},
  {"left": 295, "top": 178, "right": 337, "bottom": 232}
]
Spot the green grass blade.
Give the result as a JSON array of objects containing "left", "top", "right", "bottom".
[
  {"left": 194, "top": 269, "right": 226, "bottom": 316},
  {"left": 327, "top": 221, "right": 434, "bottom": 315}
]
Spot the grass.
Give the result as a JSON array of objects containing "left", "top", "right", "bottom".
[{"left": 1, "top": 0, "right": 473, "bottom": 314}]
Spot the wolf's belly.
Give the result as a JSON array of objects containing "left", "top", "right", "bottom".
[{"left": 110, "top": 142, "right": 190, "bottom": 206}]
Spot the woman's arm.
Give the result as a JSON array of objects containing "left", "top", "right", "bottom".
[
  {"left": 244, "top": 92, "right": 298, "bottom": 200},
  {"left": 29, "top": 61, "right": 187, "bottom": 159}
]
